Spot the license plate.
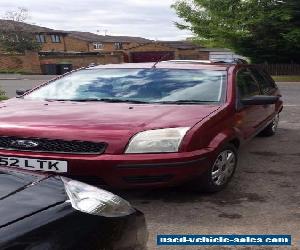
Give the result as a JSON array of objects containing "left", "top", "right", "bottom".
[{"left": 0, "top": 156, "right": 68, "bottom": 173}]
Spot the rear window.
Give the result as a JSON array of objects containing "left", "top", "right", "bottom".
[{"left": 25, "top": 68, "right": 227, "bottom": 104}]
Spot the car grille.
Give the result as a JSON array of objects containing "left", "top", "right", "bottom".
[{"left": 0, "top": 137, "right": 107, "bottom": 155}]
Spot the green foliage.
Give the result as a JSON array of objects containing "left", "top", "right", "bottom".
[
  {"left": 172, "top": 0, "right": 300, "bottom": 63},
  {"left": 272, "top": 75, "right": 300, "bottom": 82},
  {"left": 0, "top": 31, "right": 41, "bottom": 53},
  {"left": 0, "top": 89, "right": 8, "bottom": 101}
]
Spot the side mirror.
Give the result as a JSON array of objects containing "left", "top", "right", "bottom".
[
  {"left": 241, "top": 95, "right": 279, "bottom": 105},
  {"left": 16, "top": 89, "right": 31, "bottom": 96}
]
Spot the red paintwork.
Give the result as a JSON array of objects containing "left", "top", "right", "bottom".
[{"left": 0, "top": 62, "right": 283, "bottom": 189}]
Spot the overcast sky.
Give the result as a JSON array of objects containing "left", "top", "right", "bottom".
[{"left": 0, "top": 0, "right": 193, "bottom": 40}]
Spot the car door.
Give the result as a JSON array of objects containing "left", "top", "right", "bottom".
[
  {"left": 235, "top": 68, "right": 266, "bottom": 139},
  {"left": 250, "top": 67, "right": 279, "bottom": 120}
]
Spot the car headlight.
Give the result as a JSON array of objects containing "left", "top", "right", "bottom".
[
  {"left": 125, "top": 127, "right": 190, "bottom": 154},
  {"left": 62, "top": 177, "right": 135, "bottom": 217}
]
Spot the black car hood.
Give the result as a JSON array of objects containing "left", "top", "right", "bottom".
[{"left": 0, "top": 167, "right": 67, "bottom": 228}]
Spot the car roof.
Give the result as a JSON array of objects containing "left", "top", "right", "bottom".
[{"left": 89, "top": 60, "right": 234, "bottom": 71}]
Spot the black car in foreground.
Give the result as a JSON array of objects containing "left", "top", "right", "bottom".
[{"left": 0, "top": 167, "right": 148, "bottom": 250}]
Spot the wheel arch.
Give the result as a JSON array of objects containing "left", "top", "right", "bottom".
[{"left": 207, "top": 129, "right": 241, "bottom": 153}]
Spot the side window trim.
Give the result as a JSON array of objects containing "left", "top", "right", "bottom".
[
  {"left": 251, "top": 67, "right": 277, "bottom": 95},
  {"left": 235, "top": 67, "right": 261, "bottom": 110},
  {"left": 259, "top": 68, "right": 278, "bottom": 93},
  {"left": 236, "top": 67, "right": 262, "bottom": 98},
  {"left": 247, "top": 68, "right": 264, "bottom": 94}
]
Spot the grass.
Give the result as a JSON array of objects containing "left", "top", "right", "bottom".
[
  {"left": 272, "top": 75, "right": 300, "bottom": 82},
  {"left": 0, "top": 96, "right": 8, "bottom": 101},
  {"left": 0, "top": 89, "right": 8, "bottom": 101}
]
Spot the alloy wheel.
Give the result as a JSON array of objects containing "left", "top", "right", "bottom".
[
  {"left": 211, "top": 150, "right": 236, "bottom": 186},
  {"left": 272, "top": 114, "right": 280, "bottom": 133}
]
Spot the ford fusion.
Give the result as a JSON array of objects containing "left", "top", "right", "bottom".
[
  {"left": 0, "top": 61, "right": 282, "bottom": 192},
  {"left": 0, "top": 167, "right": 147, "bottom": 250}
]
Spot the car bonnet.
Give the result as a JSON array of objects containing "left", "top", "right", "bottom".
[{"left": 0, "top": 167, "right": 68, "bottom": 228}]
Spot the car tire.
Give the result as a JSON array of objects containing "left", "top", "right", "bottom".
[
  {"left": 259, "top": 113, "right": 279, "bottom": 137},
  {"left": 196, "top": 144, "right": 238, "bottom": 193}
]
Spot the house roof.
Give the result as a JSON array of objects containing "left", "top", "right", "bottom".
[
  {"left": 199, "top": 48, "right": 232, "bottom": 52},
  {"left": 123, "top": 41, "right": 204, "bottom": 51},
  {"left": 0, "top": 19, "right": 65, "bottom": 34},
  {"left": 157, "top": 41, "right": 203, "bottom": 50},
  {"left": 68, "top": 31, "right": 151, "bottom": 43},
  {"left": 0, "top": 20, "right": 151, "bottom": 43}
]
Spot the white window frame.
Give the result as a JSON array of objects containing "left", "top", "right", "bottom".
[
  {"left": 51, "top": 34, "right": 61, "bottom": 43},
  {"left": 93, "top": 43, "right": 104, "bottom": 50},
  {"left": 114, "top": 42, "right": 123, "bottom": 50},
  {"left": 36, "top": 34, "right": 46, "bottom": 43}
]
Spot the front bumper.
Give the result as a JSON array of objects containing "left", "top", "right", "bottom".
[{"left": 0, "top": 148, "right": 213, "bottom": 189}]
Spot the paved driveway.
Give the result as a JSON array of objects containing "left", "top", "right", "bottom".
[
  {"left": 0, "top": 75, "right": 56, "bottom": 98},
  {"left": 0, "top": 76, "right": 299, "bottom": 249}
]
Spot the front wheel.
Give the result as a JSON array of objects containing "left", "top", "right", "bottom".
[
  {"left": 199, "top": 144, "right": 238, "bottom": 193},
  {"left": 259, "top": 113, "right": 279, "bottom": 137}
]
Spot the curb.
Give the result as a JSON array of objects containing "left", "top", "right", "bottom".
[{"left": 0, "top": 78, "right": 22, "bottom": 80}]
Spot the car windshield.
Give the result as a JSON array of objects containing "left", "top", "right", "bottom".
[{"left": 25, "top": 68, "right": 227, "bottom": 104}]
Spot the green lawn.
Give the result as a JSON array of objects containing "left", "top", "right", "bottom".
[
  {"left": 0, "top": 89, "right": 8, "bottom": 101},
  {"left": 272, "top": 75, "right": 300, "bottom": 82},
  {"left": 0, "top": 96, "right": 8, "bottom": 101}
]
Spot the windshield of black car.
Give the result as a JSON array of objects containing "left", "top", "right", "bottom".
[{"left": 25, "top": 68, "right": 227, "bottom": 103}]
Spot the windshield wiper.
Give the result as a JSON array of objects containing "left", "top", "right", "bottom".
[
  {"left": 45, "top": 98, "right": 149, "bottom": 104},
  {"left": 44, "top": 98, "right": 214, "bottom": 104},
  {"left": 45, "top": 98, "right": 100, "bottom": 102},
  {"left": 154, "top": 100, "right": 217, "bottom": 104},
  {"left": 98, "top": 98, "right": 149, "bottom": 104}
]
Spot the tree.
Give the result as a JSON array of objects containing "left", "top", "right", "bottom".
[
  {"left": 0, "top": 7, "right": 41, "bottom": 53},
  {"left": 172, "top": 0, "right": 300, "bottom": 63}
]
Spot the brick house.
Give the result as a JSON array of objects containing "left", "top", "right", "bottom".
[
  {"left": 0, "top": 19, "right": 210, "bottom": 73},
  {"left": 0, "top": 20, "right": 150, "bottom": 53},
  {"left": 124, "top": 41, "right": 209, "bottom": 63},
  {"left": 67, "top": 31, "right": 150, "bottom": 53},
  {"left": 0, "top": 20, "right": 148, "bottom": 73}
]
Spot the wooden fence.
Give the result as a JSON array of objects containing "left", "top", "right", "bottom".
[{"left": 259, "top": 64, "right": 300, "bottom": 76}]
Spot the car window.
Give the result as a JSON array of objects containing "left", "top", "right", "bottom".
[
  {"left": 250, "top": 68, "right": 276, "bottom": 94},
  {"left": 25, "top": 69, "right": 227, "bottom": 103},
  {"left": 236, "top": 69, "right": 261, "bottom": 99},
  {"left": 260, "top": 69, "right": 277, "bottom": 89}
]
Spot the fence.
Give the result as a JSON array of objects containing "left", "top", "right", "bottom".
[{"left": 259, "top": 64, "right": 300, "bottom": 76}]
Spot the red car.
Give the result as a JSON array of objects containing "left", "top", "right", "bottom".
[{"left": 0, "top": 60, "right": 282, "bottom": 192}]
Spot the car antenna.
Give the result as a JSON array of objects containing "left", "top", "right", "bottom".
[{"left": 152, "top": 53, "right": 171, "bottom": 69}]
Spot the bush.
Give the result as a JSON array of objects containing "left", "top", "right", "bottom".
[{"left": 0, "top": 89, "right": 8, "bottom": 101}]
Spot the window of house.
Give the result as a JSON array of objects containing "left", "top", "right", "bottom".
[
  {"left": 36, "top": 34, "right": 46, "bottom": 43},
  {"left": 114, "top": 42, "right": 123, "bottom": 50},
  {"left": 51, "top": 34, "right": 61, "bottom": 43},
  {"left": 93, "top": 43, "right": 104, "bottom": 50}
]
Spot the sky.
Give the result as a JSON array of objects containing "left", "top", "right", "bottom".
[{"left": 0, "top": 0, "right": 193, "bottom": 40}]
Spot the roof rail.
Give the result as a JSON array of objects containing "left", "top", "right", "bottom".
[
  {"left": 213, "top": 58, "right": 249, "bottom": 64},
  {"left": 165, "top": 58, "right": 248, "bottom": 65},
  {"left": 87, "top": 63, "right": 97, "bottom": 68}
]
